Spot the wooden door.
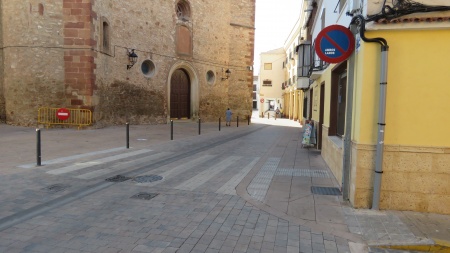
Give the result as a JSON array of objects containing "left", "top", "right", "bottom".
[
  {"left": 170, "top": 69, "right": 190, "bottom": 119},
  {"left": 318, "top": 82, "right": 325, "bottom": 150}
]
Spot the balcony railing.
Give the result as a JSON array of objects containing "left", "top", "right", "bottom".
[{"left": 308, "top": 41, "right": 329, "bottom": 76}]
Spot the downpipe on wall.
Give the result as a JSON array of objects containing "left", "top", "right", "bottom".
[{"left": 350, "top": 15, "right": 389, "bottom": 210}]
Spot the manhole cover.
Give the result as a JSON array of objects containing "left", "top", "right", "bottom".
[
  {"left": 131, "top": 192, "right": 159, "bottom": 200},
  {"left": 133, "top": 175, "right": 163, "bottom": 183},
  {"left": 105, "top": 175, "right": 131, "bottom": 182},
  {"left": 43, "top": 184, "right": 69, "bottom": 193},
  {"left": 311, "top": 186, "right": 341, "bottom": 196}
]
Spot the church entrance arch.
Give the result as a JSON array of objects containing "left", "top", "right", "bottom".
[
  {"left": 170, "top": 69, "right": 190, "bottom": 119},
  {"left": 167, "top": 62, "right": 199, "bottom": 122}
]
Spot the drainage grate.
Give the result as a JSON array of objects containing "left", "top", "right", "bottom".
[
  {"left": 131, "top": 192, "right": 159, "bottom": 200},
  {"left": 133, "top": 175, "right": 163, "bottom": 183},
  {"left": 42, "top": 184, "right": 69, "bottom": 193},
  {"left": 105, "top": 175, "right": 131, "bottom": 182},
  {"left": 311, "top": 186, "right": 341, "bottom": 196}
]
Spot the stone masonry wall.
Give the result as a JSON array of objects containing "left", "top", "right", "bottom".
[
  {"left": 92, "top": 1, "right": 182, "bottom": 124},
  {"left": 1, "top": 0, "right": 255, "bottom": 126},
  {"left": 351, "top": 143, "right": 450, "bottom": 215},
  {"left": 0, "top": 0, "right": 4, "bottom": 122},
  {"left": 228, "top": 0, "right": 255, "bottom": 119},
  {"left": 1, "top": 1, "right": 65, "bottom": 125},
  {"left": 91, "top": 0, "right": 255, "bottom": 124}
]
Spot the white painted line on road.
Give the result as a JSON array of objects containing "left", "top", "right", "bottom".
[
  {"left": 46, "top": 149, "right": 152, "bottom": 175},
  {"left": 137, "top": 155, "right": 217, "bottom": 186},
  {"left": 175, "top": 156, "right": 242, "bottom": 191},
  {"left": 18, "top": 147, "right": 128, "bottom": 169},
  {"left": 76, "top": 152, "right": 173, "bottom": 179},
  {"left": 215, "top": 157, "right": 260, "bottom": 195}
]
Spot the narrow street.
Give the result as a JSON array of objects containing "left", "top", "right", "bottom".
[{"left": 0, "top": 116, "right": 449, "bottom": 252}]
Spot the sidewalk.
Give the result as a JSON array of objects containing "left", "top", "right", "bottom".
[
  {"left": 0, "top": 114, "right": 449, "bottom": 252},
  {"left": 244, "top": 113, "right": 450, "bottom": 252}
]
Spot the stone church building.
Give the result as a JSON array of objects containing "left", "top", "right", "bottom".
[{"left": 0, "top": 0, "right": 255, "bottom": 126}]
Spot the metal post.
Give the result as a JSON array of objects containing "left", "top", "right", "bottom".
[
  {"left": 36, "top": 128, "right": 41, "bottom": 166},
  {"left": 198, "top": 118, "right": 201, "bottom": 135},
  {"left": 126, "top": 123, "right": 130, "bottom": 149},
  {"left": 248, "top": 115, "right": 250, "bottom": 125},
  {"left": 267, "top": 113, "right": 269, "bottom": 119},
  {"left": 372, "top": 45, "right": 389, "bottom": 210},
  {"left": 219, "top": 118, "right": 221, "bottom": 131},
  {"left": 170, "top": 120, "right": 173, "bottom": 140},
  {"left": 237, "top": 116, "right": 239, "bottom": 127}
]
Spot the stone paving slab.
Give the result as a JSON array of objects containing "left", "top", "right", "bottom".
[{"left": 0, "top": 115, "right": 449, "bottom": 252}]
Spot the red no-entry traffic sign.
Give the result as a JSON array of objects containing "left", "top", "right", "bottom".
[
  {"left": 315, "top": 25, "right": 355, "bottom": 64},
  {"left": 56, "top": 108, "right": 70, "bottom": 121}
]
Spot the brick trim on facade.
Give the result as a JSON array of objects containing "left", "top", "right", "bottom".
[{"left": 63, "top": 0, "right": 96, "bottom": 107}]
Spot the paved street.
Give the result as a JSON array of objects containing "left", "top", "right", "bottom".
[{"left": 0, "top": 115, "right": 449, "bottom": 253}]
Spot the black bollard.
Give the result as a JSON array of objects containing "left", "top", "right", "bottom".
[
  {"left": 171, "top": 120, "right": 173, "bottom": 140},
  {"left": 219, "top": 118, "right": 221, "bottom": 131},
  {"left": 267, "top": 113, "right": 269, "bottom": 119},
  {"left": 36, "top": 129, "right": 41, "bottom": 166},
  {"left": 237, "top": 116, "right": 239, "bottom": 127},
  {"left": 198, "top": 118, "right": 201, "bottom": 135},
  {"left": 248, "top": 115, "right": 250, "bottom": 125},
  {"left": 126, "top": 123, "right": 130, "bottom": 149}
]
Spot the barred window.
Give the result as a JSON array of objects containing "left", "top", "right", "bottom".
[
  {"left": 262, "top": 80, "right": 272, "bottom": 86},
  {"left": 176, "top": 0, "right": 191, "bottom": 21}
]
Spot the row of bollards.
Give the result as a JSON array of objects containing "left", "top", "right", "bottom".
[{"left": 36, "top": 115, "right": 252, "bottom": 166}]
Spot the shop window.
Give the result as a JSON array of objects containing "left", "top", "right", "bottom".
[{"left": 329, "top": 62, "right": 347, "bottom": 137}]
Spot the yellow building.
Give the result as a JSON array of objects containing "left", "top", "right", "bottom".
[{"left": 299, "top": 0, "right": 450, "bottom": 214}]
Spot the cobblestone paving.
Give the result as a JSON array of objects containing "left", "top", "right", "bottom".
[
  {"left": 342, "top": 207, "right": 432, "bottom": 246},
  {"left": 0, "top": 183, "right": 352, "bottom": 253}
]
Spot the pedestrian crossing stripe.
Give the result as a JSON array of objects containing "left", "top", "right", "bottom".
[
  {"left": 46, "top": 149, "right": 153, "bottom": 175},
  {"left": 174, "top": 156, "right": 242, "bottom": 191},
  {"left": 75, "top": 152, "right": 173, "bottom": 180}
]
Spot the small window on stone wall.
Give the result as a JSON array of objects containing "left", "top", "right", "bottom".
[
  {"left": 101, "top": 18, "right": 111, "bottom": 54},
  {"left": 141, "top": 60, "right": 156, "bottom": 78},
  {"left": 176, "top": 0, "right": 191, "bottom": 21},
  {"left": 38, "top": 3, "right": 44, "bottom": 15},
  {"left": 206, "top": 70, "right": 215, "bottom": 84}
]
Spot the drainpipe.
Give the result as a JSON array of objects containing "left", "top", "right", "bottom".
[
  {"left": 342, "top": 24, "right": 357, "bottom": 200},
  {"left": 350, "top": 15, "right": 389, "bottom": 210}
]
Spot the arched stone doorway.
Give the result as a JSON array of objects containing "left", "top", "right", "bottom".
[
  {"left": 170, "top": 69, "right": 191, "bottom": 119},
  {"left": 167, "top": 62, "right": 199, "bottom": 122}
]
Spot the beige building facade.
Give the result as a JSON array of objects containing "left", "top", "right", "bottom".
[
  {"left": 0, "top": 0, "right": 255, "bottom": 126},
  {"left": 258, "top": 48, "right": 285, "bottom": 118}
]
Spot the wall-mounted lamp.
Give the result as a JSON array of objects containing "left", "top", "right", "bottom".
[
  {"left": 247, "top": 66, "right": 253, "bottom": 71},
  {"left": 221, "top": 68, "right": 231, "bottom": 80},
  {"left": 127, "top": 49, "right": 138, "bottom": 70}
]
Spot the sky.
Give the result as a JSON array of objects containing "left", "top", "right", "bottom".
[{"left": 254, "top": 0, "right": 302, "bottom": 75}]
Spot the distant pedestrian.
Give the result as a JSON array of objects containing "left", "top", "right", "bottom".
[{"left": 225, "top": 108, "right": 232, "bottom": 126}]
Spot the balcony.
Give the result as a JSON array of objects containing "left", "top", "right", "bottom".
[
  {"left": 296, "top": 41, "right": 330, "bottom": 82},
  {"left": 309, "top": 59, "right": 328, "bottom": 80}
]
